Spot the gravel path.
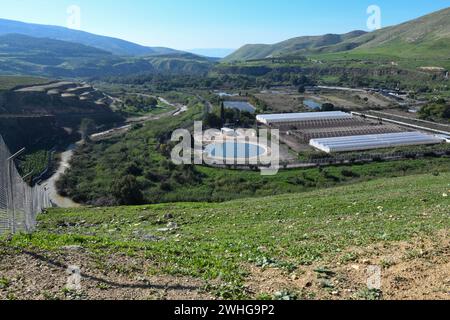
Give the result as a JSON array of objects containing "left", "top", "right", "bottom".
[{"left": 43, "top": 144, "right": 80, "bottom": 208}]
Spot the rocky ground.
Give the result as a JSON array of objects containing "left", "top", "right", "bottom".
[
  {"left": 246, "top": 231, "right": 449, "bottom": 300},
  {"left": 0, "top": 245, "right": 212, "bottom": 300}
]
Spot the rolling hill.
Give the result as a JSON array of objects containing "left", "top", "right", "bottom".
[
  {"left": 0, "top": 18, "right": 180, "bottom": 56},
  {"left": 336, "top": 6, "right": 450, "bottom": 60},
  {"left": 224, "top": 30, "right": 367, "bottom": 61},
  {"left": 0, "top": 34, "right": 215, "bottom": 77},
  {"left": 224, "top": 7, "right": 450, "bottom": 62}
]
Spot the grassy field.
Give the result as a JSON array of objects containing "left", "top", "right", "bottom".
[
  {"left": 0, "top": 76, "right": 50, "bottom": 91},
  {"left": 1, "top": 171, "right": 448, "bottom": 300}
]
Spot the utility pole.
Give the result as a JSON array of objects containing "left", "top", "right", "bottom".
[{"left": 6, "top": 148, "right": 25, "bottom": 234}]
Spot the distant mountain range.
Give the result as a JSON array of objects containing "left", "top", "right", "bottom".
[
  {"left": 224, "top": 7, "right": 450, "bottom": 62},
  {"left": 1, "top": 7, "right": 449, "bottom": 79},
  {"left": 0, "top": 33, "right": 214, "bottom": 78},
  {"left": 0, "top": 18, "right": 220, "bottom": 78},
  {"left": 0, "top": 18, "right": 180, "bottom": 56}
]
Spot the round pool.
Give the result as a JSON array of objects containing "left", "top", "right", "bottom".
[{"left": 205, "top": 141, "right": 266, "bottom": 160}]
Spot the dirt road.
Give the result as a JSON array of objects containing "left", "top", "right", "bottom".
[{"left": 43, "top": 144, "right": 80, "bottom": 208}]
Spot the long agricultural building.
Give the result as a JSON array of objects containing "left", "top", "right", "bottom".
[
  {"left": 310, "top": 132, "right": 445, "bottom": 153},
  {"left": 256, "top": 111, "right": 353, "bottom": 125}
]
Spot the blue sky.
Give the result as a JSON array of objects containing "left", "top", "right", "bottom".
[{"left": 1, "top": 0, "right": 448, "bottom": 50}]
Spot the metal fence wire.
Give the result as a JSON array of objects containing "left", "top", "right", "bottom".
[{"left": 0, "top": 135, "right": 51, "bottom": 235}]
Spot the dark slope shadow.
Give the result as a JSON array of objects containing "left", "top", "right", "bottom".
[{"left": 21, "top": 249, "right": 202, "bottom": 292}]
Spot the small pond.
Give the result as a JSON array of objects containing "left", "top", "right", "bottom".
[
  {"left": 304, "top": 99, "right": 322, "bottom": 110},
  {"left": 224, "top": 101, "right": 256, "bottom": 113}
]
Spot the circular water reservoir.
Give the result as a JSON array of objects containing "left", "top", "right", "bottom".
[
  {"left": 304, "top": 99, "right": 322, "bottom": 110},
  {"left": 205, "top": 142, "right": 266, "bottom": 160}
]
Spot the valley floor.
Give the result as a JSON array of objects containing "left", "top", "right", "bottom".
[{"left": 1, "top": 172, "right": 449, "bottom": 300}]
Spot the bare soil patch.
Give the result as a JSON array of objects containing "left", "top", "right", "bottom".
[
  {"left": 0, "top": 247, "right": 212, "bottom": 300},
  {"left": 245, "top": 230, "right": 449, "bottom": 300},
  {"left": 255, "top": 93, "right": 307, "bottom": 113}
]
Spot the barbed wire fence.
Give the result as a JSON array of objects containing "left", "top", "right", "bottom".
[{"left": 0, "top": 135, "right": 51, "bottom": 235}]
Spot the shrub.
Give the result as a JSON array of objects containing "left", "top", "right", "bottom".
[{"left": 111, "top": 175, "right": 144, "bottom": 205}]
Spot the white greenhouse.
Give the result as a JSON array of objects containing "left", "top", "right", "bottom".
[
  {"left": 256, "top": 111, "right": 353, "bottom": 125},
  {"left": 310, "top": 132, "right": 445, "bottom": 153}
]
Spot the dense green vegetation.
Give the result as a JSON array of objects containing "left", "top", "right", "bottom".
[
  {"left": 418, "top": 98, "right": 450, "bottom": 122},
  {"left": 56, "top": 102, "right": 206, "bottom": 205},
  {"left": 57, "top": 98, "right": 450, "bottom": 205},
  {"left": 114, "top": 94, "right": 177, "bottom": 117},
  {"left": 5, "top": 172, "right": 449, "bottom": 298},
  {"left": 17, "top": 150, "right": 50, "bottom": 176}
]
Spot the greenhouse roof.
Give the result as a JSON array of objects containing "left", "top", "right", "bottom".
[
  {"left": 256, "top": 111, "right": 352, "bottom": 124},
  {"left": 310, "top": 132, "right": 445, "bottom": 153}
]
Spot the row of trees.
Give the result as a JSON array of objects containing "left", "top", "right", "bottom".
[{"left": 203, "top": 102, "right": 256, "bottom": 129}]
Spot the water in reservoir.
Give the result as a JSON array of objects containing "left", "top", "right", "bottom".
[
  {"left": 205, "top": 142, "right": 265, "bottom": 160},
  {"left": 304, "top": 99, "right": 322, "bottom": 110}
]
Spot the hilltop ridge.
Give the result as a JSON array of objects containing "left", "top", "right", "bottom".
[{"left": 224, "top": 7, "right": 450, "bottom": 62}]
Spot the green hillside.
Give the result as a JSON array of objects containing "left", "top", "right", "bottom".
[
  {"left": 349, "top": 6, "right": 450, "bottom": 58},
  {"left": 225, "top": 7, "right": 450, "bottom": 68},
  {"left": 2, "top": 171, "right": 449, "bottom": 299},
  {"left": 0, "top": 34, "right": 215, "bottom": 78},
  {"left": 224, "top": 31, "right": 367, "bottom": 61},
  {"left": 0, "top": 18, "right": 181, "bottom": 56}
]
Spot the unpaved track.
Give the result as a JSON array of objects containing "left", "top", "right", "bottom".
[
  {"left": 43, "top": 97, "right": 186, "bottom": 208},
  {"left": 43, "top": 144, "right": 80, "bottom": 208}
]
